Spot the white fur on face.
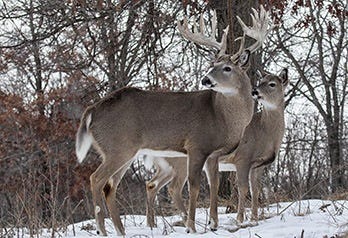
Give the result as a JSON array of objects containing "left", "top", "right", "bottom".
[{"left": 259, "top": 98, "right": 277, "bottom": 110}]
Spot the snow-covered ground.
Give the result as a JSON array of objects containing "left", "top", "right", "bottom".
[{"left": 8, "top": 200, "right": 348, "bottom": 238}]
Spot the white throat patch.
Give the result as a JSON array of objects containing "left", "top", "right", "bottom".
[
  {"left": 260, "top": 99, "right": 277, "bottom": 110},
  {"left": 214, "top": 87, "right": 238, "bottom": 96}
]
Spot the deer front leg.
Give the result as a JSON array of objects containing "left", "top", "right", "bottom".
[
  {"left": 203, "top": 157, "right": 219, "bottom": 231},
  {"left": 168, "top": 172, "right": 187, "bottom": 223},
  {"left": 236, "top": 162, "right": 251, "bottom": 224},
  {"left": 185, "top": 151, "right": 205, "bottom": 233},
  {"left": 249, "top": 166, "right": 263, "bottom": 222},
  {"left": 204, "top": 147, "right": 232, "bottom": 230}
]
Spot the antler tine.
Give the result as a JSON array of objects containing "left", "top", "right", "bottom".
[
  {"left": 231, "top": 5, "right": 273, "bottom": 63},
  {"left": 177, "top": 11, "right": 228, "bottom": 56},
  {"left": 251, "top": 8, "right": 260, "bottom": 27},
  {"left": 218, "top": 25, "right": 229, "bottom": 57},
  {"left": 199, "top": 14, "right": 205, "bottom": 34},
  {"left": 259, "top": 5, "right": 267, "bottom": 22},
  {"left": 212, "top": 10, "right": 217, "bottom": 39},
  {"left": 230, "top": 33, "right": 246, "bottom": 62}
]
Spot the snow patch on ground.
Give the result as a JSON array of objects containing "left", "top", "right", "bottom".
[{"left": 6, "top": 200, "right": 348, "bottom": 238}]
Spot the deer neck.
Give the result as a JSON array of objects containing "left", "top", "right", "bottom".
[
  {"left": 257, "top": 103, "right": 285, "bottom": 156},
  {"left": 260, "top": 104, "right": 285, "bottom": 130},
  {"left": 215, "top": 86, "right": 254, "bottom": 138}
]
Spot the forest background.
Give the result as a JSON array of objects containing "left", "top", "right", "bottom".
[{"left": 0, "top": 0, "right": 347, "bottom": 235}]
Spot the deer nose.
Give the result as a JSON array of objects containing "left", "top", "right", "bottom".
[
  {"left": 252, "top": 88, "right": 259, "bottom": 96},
  {"left": 201, "top": 77, "right": 212, "bottom": 86}
]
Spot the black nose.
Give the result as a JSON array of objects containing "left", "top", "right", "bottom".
[
  {"left": 252, "top": 88, "right": 259, "bottom": 96},
  {"left": 201, "top": 77, "right": 212, "bottom": 86}
]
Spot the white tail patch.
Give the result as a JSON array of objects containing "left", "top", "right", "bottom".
[
  {"left": 76, "top": 114, "right": 93, "bottom": 163},
  {"left": 143, "top": 155, "right": 175, "bottom": 176},
  {"left": 86, "top": 113, "right": 92, "bottom": 128},
  {"left": 76, "top": 134, "right": 93, "bottom": 163},
  {"left": 143, "top": 155, "right": 155, "bottom": 171},
  {"left": 154, "top": 157, "right": 174, "bottom": 174}
]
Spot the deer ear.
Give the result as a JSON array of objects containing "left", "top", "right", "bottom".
[
  {"left": 238, "top": 50, "right": 251, "bottom": 68},
  {"left": 280, "top": 68, "right": 288, "bottom": 88}
]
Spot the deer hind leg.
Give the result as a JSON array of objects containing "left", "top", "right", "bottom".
[
  {"left": 104, "top": 160, "right": 134, "bottom": 236},
  {"left": 90, "top": 153, "right": 133, "bottom": 236},
  {"left": 185, "top": 150, "right": 206, "bottom": 233},
  {"left": 249, "top": 166, "right": 263, "bottom": 222},
  {"left": 203, "top": 157, "right": 219, "bottom": 231},
  {"left": 146, "top": 169, "right": 174, "bottom": 228},
  {"left": 90, "top": 163, "right": 112, "bottom": 236},
  {"left": 236, "top": 162, "right": 251, "bottom": 224},
  {"left": 168, "top": 169, "right": 188, "bottom": 224}
]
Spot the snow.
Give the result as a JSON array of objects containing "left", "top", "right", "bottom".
[{"left": 9, "top": 200, "right": 348, "bottom": 238}]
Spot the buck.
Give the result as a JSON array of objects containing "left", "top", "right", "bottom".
[
  {"left": 145, "top": 68, "right": 288, "bottom": 227},
  {"left": 75, "top": 6, "right": 271, "bottom": 235}
]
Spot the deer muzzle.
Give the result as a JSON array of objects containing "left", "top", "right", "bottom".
[
  {"left": 201, "top": 76, "right": 215, "bottom": 88},
  {"left": 252, "top": 88, "right": 260, "bottom": 99}
]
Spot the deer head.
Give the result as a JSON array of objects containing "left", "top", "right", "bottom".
[
  {"left": 177, "top": 6, "right": 273, "bottom": 95},
  {"left": 252, "top": 68, "right": 289, "bottom": 109}
]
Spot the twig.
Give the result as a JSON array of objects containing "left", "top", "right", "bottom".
[
  {"left": 160, "top": 215, "right": 175, "bottom": 235},
  {"left": 278, "top": 177, "right": 326, "bottom": 215}
]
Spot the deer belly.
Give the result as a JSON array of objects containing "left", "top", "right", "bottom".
[
  {"left": 218, "top": 162, "right": 236, "bottom": 172},
  {"left": 136, "top": 148, "right": 187, "bottom": 158}
]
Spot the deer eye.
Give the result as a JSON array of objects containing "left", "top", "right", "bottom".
[
  {"left": 223, "top": 66, "right": 232, "bottom": 72},
  {"left": 269, "top": 82, "right": 276, "bottom": 87}
]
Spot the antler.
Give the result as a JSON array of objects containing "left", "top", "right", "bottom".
[
  {"left": 177, "top": 11, "right": 229, "bottom": 57},
  {"left": 231, "top": 5, "right": 274, "bottom": 63}
]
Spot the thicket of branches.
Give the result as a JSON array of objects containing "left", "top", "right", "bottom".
[{"left": 0, "top": 0, "right": 347, "bottom": 235}]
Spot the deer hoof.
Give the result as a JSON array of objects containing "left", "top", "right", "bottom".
[
  {"left": 236, "top": 214, "right": 244, "bottom": 224},
  {"left": 208, "top": 218, "right": 218, "bottom": 231},
  {"left": 185, "top": 227, "right": 196, "bottom": 233},
  {"left": 96, "top": 230, "right": 107, "bottom": 236}
]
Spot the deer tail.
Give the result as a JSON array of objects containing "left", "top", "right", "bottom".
[{"left": 75, "top": 112, "right": 93, "bottom": 163}]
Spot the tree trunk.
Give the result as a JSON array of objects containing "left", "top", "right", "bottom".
[
  {"left": 327, "top": 124, "right": 344, "bottom": 193},
  {"left": 208, "top": 0, "right": 260, "bottom": 203},
  {"left": 29, "top": 0, "right": 45, "bottom": 115}
]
